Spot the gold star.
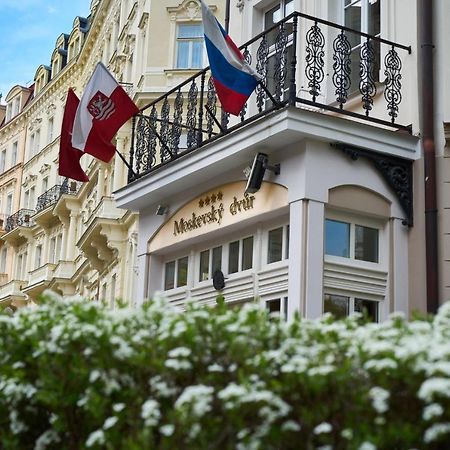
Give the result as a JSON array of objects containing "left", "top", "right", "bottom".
[
  {"left": 199, "top": 199, "right": 204, "bottom": 208},
  {"left": 217, "top": 192, "right": 223, "bottom": 201},
  {"left": 204, "top": 196, "right": 210, "bottom": 205},
  {"left": 211, "top": 193, "right": 217, "bottom": 203}
]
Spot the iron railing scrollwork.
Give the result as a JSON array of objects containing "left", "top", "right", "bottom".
[
  {"left": 36, "top": 180, "right": 79, "bottom": 214},
  {"left": 5, "top": 209, "right": 35, "bottom": 232},
  {"left": 128, "top": 11, "right": 411, "bottom": 183}
]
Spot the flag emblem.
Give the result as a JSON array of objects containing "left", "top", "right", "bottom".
[{"left": 87, "top": 91, "right": 115, "bottom": 121}]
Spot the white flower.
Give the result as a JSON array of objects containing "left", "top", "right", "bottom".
[
  {"left": 86, "top": 430, "right": 105, "bottom": 447},
  {"left": 359, "top": 442, "right": 376, "bottom": 450},
  {"left": 364, "top": 358, "right": 397, "bottom": 371},
  {"left": 165, "top": 359, "right": 192, "bottom": 370},
  {"left": 423, "top": 403, "right": 444, "bottom": 421},
  {"left": 341, "top": 428, "right": 353, "bottom": 440},
  {"left": 160, "top": 424, "right": 175, "bottom": 436},
  {"left": 175, "top": 385, "right": 214, "bottom": 417},
  {"left": 424, "top": 423, "right": 450, "bottom": 443},
  {"left": 34, "top": 429, "right": 61, "bottom": 450},
  {"left": 103, "top": 416, "right": 118, "bottom": 430},
  {"left": 418, "top": 378, "right": 450, "bottom": 402},
  {"left": 113, "top": 403, "right": 126, "bottom": 413},
  {"left": 369, "top": 387, "right": 390, "bottom": 414},
  {"left": 314, "top": 422, "right": 332, "bottom": 434},
  {"left": 281, "top": 420, "right": 301, "bottom": 432},
  {"left": 89, "top": 370, "right": 101, "bottom": 383},
  {"left": 168, "top": 347, "right": 191, "bottom": 358},
  {"left": 141, "top": 399, "right": 161, "bottom": 427}
]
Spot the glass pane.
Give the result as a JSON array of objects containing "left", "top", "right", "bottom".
[
  {"left": 178, "top": 24, "right": 203, "bottom": 38},
  {"left": 212, "top": 246, "right": 222, "bottom": 274},
  {"left": 164, "top": 261, "right": 175, "bottom": 290},
  {"left": 268, "top": 227, "right": 283, "bottom": 263},
  {"left": 242, "top": 236, "right": 253, "bottom": 270},
  {"left": 177, "top": 256, "right": 188, "bottom": 287},
  {"left": 228, "top": 241, "right": 239, "bottom": 274},
  {"left": 345, "top": 1, "right": 362, "bottom": 49},
  {"left": 355, "top": 225, "right": 379, "bottom": 262},
  {"left": 265, "top": 4, "right": 281, "bottom": 30},
  {"left": 324, "top": 294, "right": 349, "bottom": 319},
  {"left": 176, "top": 41, "right": 189, "bottom": 68},
  {"left": 199, "top": 250, "right": 210, "bottom": 281},
  {"left": 355, "top": 298, "right": 378, "bottom": 322},
  {"left": 191, "top": 41, "right": 203, "bottom": 68},
  {"left": 325, "top": 219, "right": 350, "bottom": 258},
  {"left": 267, "top": 298, "right": 281, "bottom": 313},
  {"left": 368, "top": 0, "right": 380, "bottom": 36},
  {"left": 285, "top": 0, "right": 294, "bottom": 16}
]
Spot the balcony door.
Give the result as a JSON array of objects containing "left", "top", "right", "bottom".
[
  {"left": 344, "top": 0, "right": 381, "bottom": 91},
  {"left": 263, "top": 0, "right": 295, "bottom": 106}
]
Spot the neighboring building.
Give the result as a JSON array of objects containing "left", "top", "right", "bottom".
[
  {"left": 0, "top": 85, "right": 33, "bottom": 306},
  {"left": 115, "top": 0, "right": 444, "bottom": 321},
  {"left": 0, "top": 0, "right": 227, "bottom": 310}
]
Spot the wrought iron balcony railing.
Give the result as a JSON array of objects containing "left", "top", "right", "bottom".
[
  {"left": 35, "top": 179, "right": 80, "bottom": 213},
  {"left": 5, "top": 209, "right": 35, "bottom": 232},
  {"left": 128, "top": 11, "right": 411, "bottom": 183}
]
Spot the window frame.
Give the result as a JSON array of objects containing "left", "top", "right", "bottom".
[
  {"left": 175, "top": 22, "right": 205, "bottom": 70},
  {"left": 164, "top": 255, "right": 189, "bottom": 291},
  {"left": 266, "top": 224, "right": 290, "bottom": 264},
  {"left": 324, "top": 211, "right": 384, "bottom": 268},
  {"left": 323, "top": 291, "right": 379, "bottom": 322}
]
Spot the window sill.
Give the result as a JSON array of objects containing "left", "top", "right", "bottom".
[
  {"left": 324, "top": 255, "right": 386, "bottom": 271},
  {"left": 164, "top": 68, "right": 204, "bottom": 77}
]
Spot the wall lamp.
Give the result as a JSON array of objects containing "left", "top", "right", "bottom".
[{"left": 245, "top": 152, "right": 280, "bottom": 194}]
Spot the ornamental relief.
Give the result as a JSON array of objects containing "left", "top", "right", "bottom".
[{"left": 167, "top": 0, "right": 215, "bottom": 20}]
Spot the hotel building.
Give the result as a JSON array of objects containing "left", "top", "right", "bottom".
[{"left": 1, "top": 0, "right": 449, "bottom": 322}]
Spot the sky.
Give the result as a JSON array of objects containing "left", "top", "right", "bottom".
[{"left": 0, "top": 0, "right": 92, "bottom": 103}]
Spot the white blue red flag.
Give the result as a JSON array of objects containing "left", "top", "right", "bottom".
[{"left": 201, "top": 0, "right": 260, "bottom": 116}]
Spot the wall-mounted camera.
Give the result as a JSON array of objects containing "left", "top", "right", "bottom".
[{"left": 245, "top": 152, "right": 280, "bottom": 194}]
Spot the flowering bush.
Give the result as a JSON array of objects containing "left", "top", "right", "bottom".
[{"left": 0, "top": 293, "right": 449, "bottom": 450}]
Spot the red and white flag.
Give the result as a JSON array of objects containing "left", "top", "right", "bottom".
[
  {"left": 71, "top": 62, "right": 139, "bottom": 163},
  {"left": 58, "top": 88, "right": 89, "bottom": 182}
]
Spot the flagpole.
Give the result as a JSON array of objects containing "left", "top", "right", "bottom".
[
  {"left": 115, "top": 149, "right": 137, "bottom": 179},
  {"left": 225, "top": 0, "right": 230, "bottom": 33}
]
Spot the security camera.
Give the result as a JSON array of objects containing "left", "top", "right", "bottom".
[
  {"left": 245, "top": 153, "right": 280, "bottom": 194},
  {"left": 155, "top": 205, "right": 169, "bottom": 216}
]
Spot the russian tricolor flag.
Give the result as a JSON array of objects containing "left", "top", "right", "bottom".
[{"left": 201, "top": 0, "right": 260, "bottom": 116}]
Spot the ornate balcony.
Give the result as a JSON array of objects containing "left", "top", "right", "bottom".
[
  {"left": 36, "top": 179, "right": 79, "bottom": 213},
  {"left": 127, "top": 11, "right": 411, "bottom": 183},
  {"left": 0, "top": 279, "right": 28, "bottom": 306},
  {"left": 24, "top": 263, "right": 57, "bottom": 298},
  {"left": 5, "top": 209, "right": 35, "bottom": 232}
]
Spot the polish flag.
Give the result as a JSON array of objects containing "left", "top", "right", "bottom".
[
  {"left": 71, "top": 62, "right": 139, "bottom": 163},
  {"left": 58, "top": 89, "right": 89, "bottom": 182}
]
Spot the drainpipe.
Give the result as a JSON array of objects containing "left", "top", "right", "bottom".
[{"left": 421, "top": 0, "right": 439, "bottom": 313}]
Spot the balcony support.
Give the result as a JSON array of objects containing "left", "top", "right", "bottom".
[
  {"left": 334, "top": 143, "right": 413, "bottom": 227},
  {"left": 66, "top": 210, "right": 79, "bottom": 261}
]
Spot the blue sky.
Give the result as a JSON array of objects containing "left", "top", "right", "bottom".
[{"left": 0, "top": 0, "right": 92, "bottom": 102}]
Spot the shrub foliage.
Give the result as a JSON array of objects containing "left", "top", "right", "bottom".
[{"left": 0, "top": 293, "right": 450, "bottom": 450}]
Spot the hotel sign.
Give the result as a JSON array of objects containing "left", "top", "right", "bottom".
[
  {"left": 148, "top": 181, "right": 288, "bottom": 252},
  {"left": 173, "top": 192, "right": 255, "bottom": 236}
]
